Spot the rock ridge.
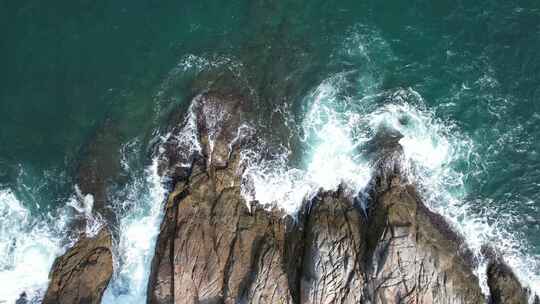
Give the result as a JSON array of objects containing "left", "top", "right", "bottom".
[
  {"left": 146, "top": 92, "right": 535, "bottom": 303},
  {"left": 42, "top": 91, "right": 538, "bottom": 304},
  {"left": 42, "top": 227, "right": 113, "bottom": 304}
]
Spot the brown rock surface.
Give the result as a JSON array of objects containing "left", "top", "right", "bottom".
[
  {"left": 486, "top": 255, "right": 531, "bottom": 304},
  {"left": 300, "top": 188, "right": 366, "bottom": 304},
  {"left": 148, "top": 91, "right": 300, "bottom": 304},
  {"left": 147, "top": 92, "right": 499, "bottom": 304},
  {"left": 42, "top": 227, "right": 113, "bottom": 304},
  {"left": 364, "top": 176, "right": 484, "bottom": 303}
]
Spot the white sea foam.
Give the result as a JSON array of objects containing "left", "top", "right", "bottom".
[
  {"left": 66, "top": 186, "right": 104, "bottom": 237},
  {"left": 13, "top": 74, "right": 536, "bottom": 304},
  {"left": 0, "top": 182, "right": 113, "bottom": 303},
  {"left": 170, "top": 96, "right": 203, "bottom": 167},
  {"left": 363, "top": 88, "right": 540, "bottom": 297},
  {"left": 102, "top": 96, "right": 246, "bottom": 301},
  {"left": 101, "top": 153, "right": 168, "bottom": 303},
  {"left": 0, "top": 189, "right": 66, "bottom": 303},
  {"left": 240, "top": 75, "right": 373, "bottom": 214},
  {"left": 242, "top": 70, "right": 540, "bottom": 298}
]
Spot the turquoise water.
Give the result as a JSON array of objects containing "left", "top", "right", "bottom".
[{"left": 1, "top": 0, "right": 540, "bottom": 302}]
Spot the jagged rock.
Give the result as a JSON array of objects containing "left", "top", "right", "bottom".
[
  {"left": 148, "top": 91, "right": 536, "bottom": 304},
  {"left": 486, "top": 256, "right": 531, "bottom": 304},
  {"left": 42, "top": 228, "right": 113, "bottom": 304},
  {"left": 148, "top": 91, "right": 301, "bottom": 304},
  {"left": 41, "top": 121, "right": 120, "bottom": 304},
  {"left": 148, "top": 171, "right": 299, "bottom": 304},
  {"left": 365, "top": 175, "right": 484, "bottom": 303},
  {"left": 300, "top": 188, "right": 366, "bottom": 304},
  {"left": 156, "top": 91, "right": 251, "bottom": 180}
]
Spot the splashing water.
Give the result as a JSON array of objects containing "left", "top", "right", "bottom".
[
  {"left": 101, "top": 157, "right": 167, "bottom": 303},
  {"left": 5, "top": 72, "right": 537, "bottom": 303},
  {"left": 3, "top": 77, "right": 537, "bottom": 303},
  {"left": 364, "top": 89, "right": 540, "bottom": 295},
  {"left": 0, "top": 180, "right": 115, "bottom": 304},
  {"left": 240, "top": 76, "right": 373, "bottom": 214},
  {"left": 0, "top": 189, "right": 66, "bottom": 303},
  {"left": 240, "top": 70, "right": 539, "bottom": 297},
  {"left": 66, "top": 186, "right": 105, "bottom": 237},
  {"left": 0, "top": 132, "right": 170, "bottom": 304},
  {"left": 5, "top": 47, "right": 538, "bottom": 304}
]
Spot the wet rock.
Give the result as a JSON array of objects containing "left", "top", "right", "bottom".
[
  {"left": 76, "top": 119, "right": 123, "bottom": 223},
  {"left": 148, "top": 161, "right": 300, "bottom": 304},
  {"left": 364, "top": 175, "right": 484, "bottom": 303},
  {"left": 15, "top": 292, "right": 28, "bottom": 304},
  {"left": 148, "top": 91, "right": 534, "bottom": 304},
  {"left": 486, "top": 254, "right": 531, "bottom": 304},
  {"left": 148, "top": 91, "right": 300, "bottom": 304},
  {"left": 359, "top": 127, "right": 484, "bottom": 303},
  {"left": 364, "top": 127, "right": 405, "bottom": 196},
  {"left": 156, "top": 91, "right": 251, "bottom": 181},
  {"left": 42, "top": 228, "right": 113, "bottom": 304}
]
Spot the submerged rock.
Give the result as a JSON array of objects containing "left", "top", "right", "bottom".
[
  {"left": 75, "top": 119, "right": 123, "bottom": 223},
  {"left": 40, "top": 120, "right": 122, "bottom": 304},
  {"left": 42, "top": 228, "right": 113, "bottom": 304}
]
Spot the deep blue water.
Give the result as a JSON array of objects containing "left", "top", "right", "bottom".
[{"left": 1, "top": 0, "right": 540, "bottom": 301}]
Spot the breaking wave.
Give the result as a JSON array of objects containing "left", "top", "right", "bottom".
[
  {"left": 239, "top": 71, "right": 540, "bottom": 297},
  {"left": 3, "top": 24, "right": 539, "bottom": 304},
  {"left": 102, "top": 150, "right": 168, "bottom": 303},
  {"left": 0, "top": 185, "right": 104, "bottom": 303}
]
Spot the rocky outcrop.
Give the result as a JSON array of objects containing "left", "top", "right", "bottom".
[
  {"left": 148, "top": 173, "right": 301, "bottom": 304},
  {"left": 148, "top": 91, "right": 302, "bottom": 304},
  {"left": 365, "top": 176, "right": 484, "bottom": 303},
  {"left": 147, "top": 91, "right": 530, "bottom": 304},
  {"left": 40, "top": 122, "right": 121, "bottom": 304},
  {"left": 42, "top": 228, "right": 113, "bottom": 304},
  {"left": 300, "top": 188, "right": 366, "bottom": 304},
  {"left": 40, "top": 120, "right": 123, "bottom": 304},
  {"left": 41, "top": 88, "right": 534, "bottom": 304},
  {"left": 485, "top": 252, "right": 535, "bottom": 304},
  {"left": 37, "top": 86, "right": 537, "bottom": 304}
]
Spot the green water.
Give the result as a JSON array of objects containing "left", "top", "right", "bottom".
[{"left": 1, "top": 0, "right": 540, "bottom": 300}]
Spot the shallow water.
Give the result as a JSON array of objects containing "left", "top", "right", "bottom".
[{"left": 1, "top": 1, "right": 540, "bottom": 302}]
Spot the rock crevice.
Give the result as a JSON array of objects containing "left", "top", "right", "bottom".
[
  {"left": 44, "top": 92, "right": 537, "bottom": 304},
  {"left": 146, "top": 92, "right": 534, "bottom": 304}
]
